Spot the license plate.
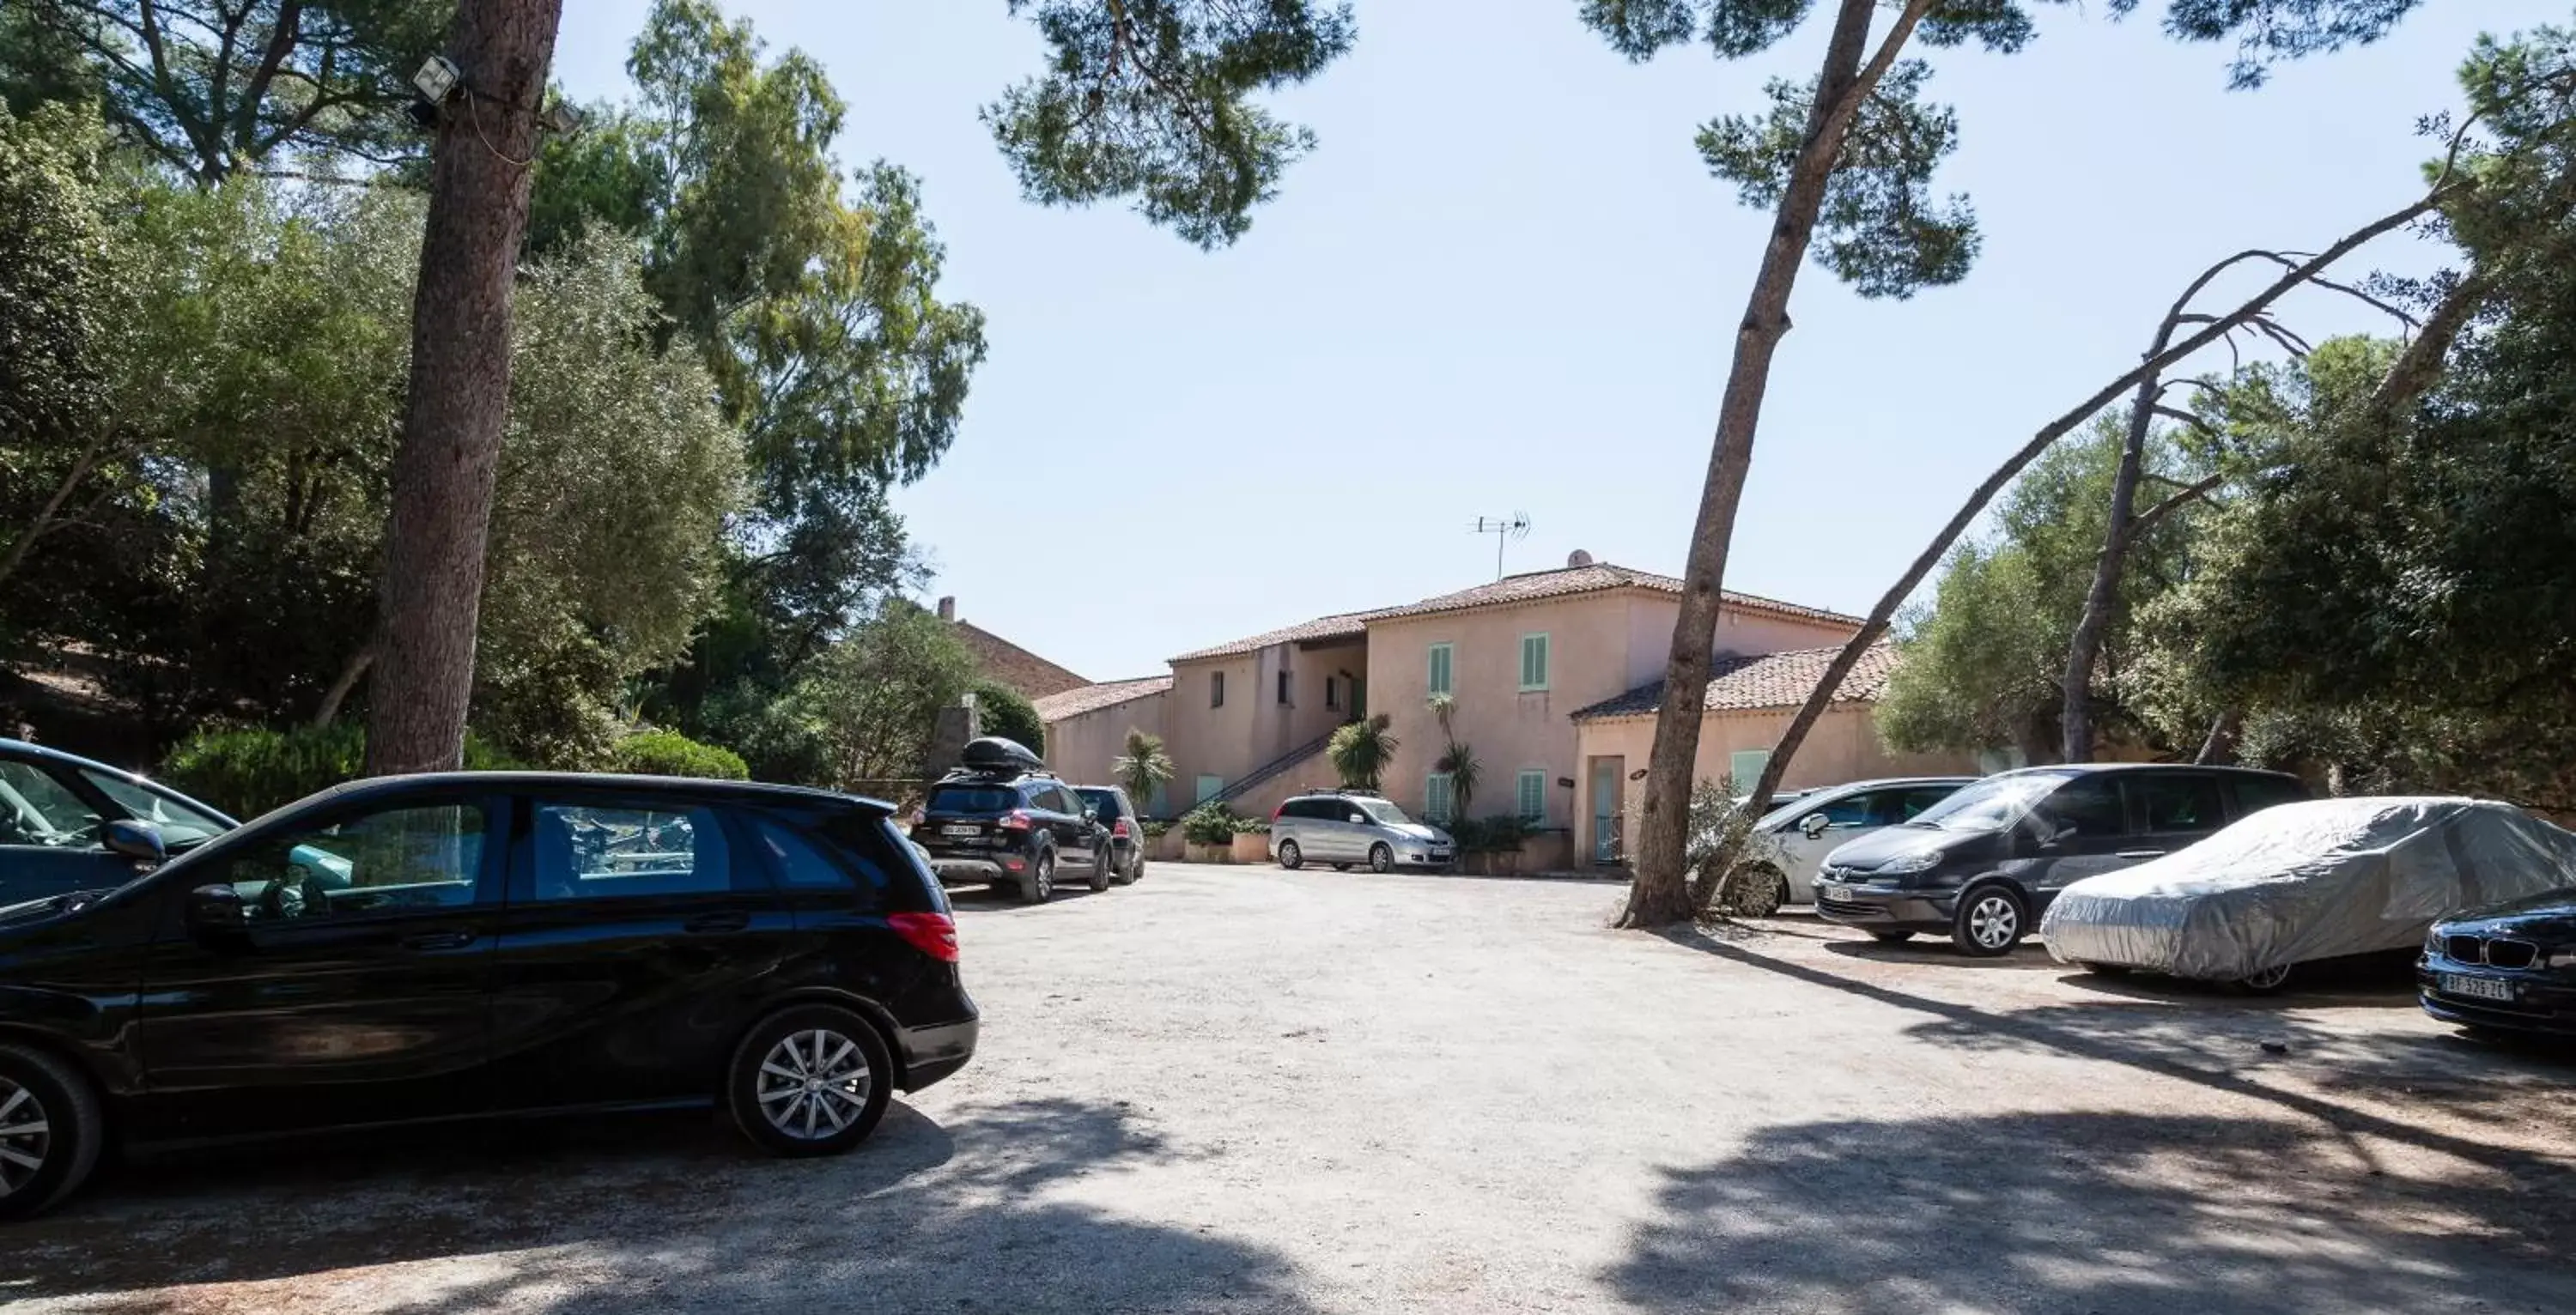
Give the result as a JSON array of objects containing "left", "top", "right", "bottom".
[
  {"left": 940, "top": 824, "right": 981, "bottom": 838},
  {"left": 2440, "top": 973, "right": 2516, "bottom": 1003},
  {"left": 1430, "top": 851, "right": 1450, "bottom": 862},
  {"left": 1820, "top": 883, "right": 1852, "bottom": 902}
]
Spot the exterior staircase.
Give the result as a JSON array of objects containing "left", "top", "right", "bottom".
[{"left": 1213, "top": 727, "right": 1344, "bottom": 809}]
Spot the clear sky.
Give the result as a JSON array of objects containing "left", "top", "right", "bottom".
[{"left": 552, "top": 0, "right": 2547, "bottom": 683}]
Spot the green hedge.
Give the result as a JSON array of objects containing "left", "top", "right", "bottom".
[
  {"left": 161, "top": 724, "right": 519, "bottom": 820},
  {"left": 1180, "top": 800, "right": 1238, "bottom": 846},
  {"left": 608, "top": 730, "right": 750, "bottom": 781}
]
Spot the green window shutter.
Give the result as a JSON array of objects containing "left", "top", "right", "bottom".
[
  {"left": 1426, "top": 773, "right": 1454, "bottom": 824},
  {"left": 1728, "top": 750, "right": 1771, "bottom": 794},
  {"left": 1428, "top": 643, "right": 1453, "bottom": 695},
  {"left": 1519, "top": 633, "right": 1549, "bottom": 690},
  {"left": 1516, "top": 770, "right": 1546, "bottom": 823}
]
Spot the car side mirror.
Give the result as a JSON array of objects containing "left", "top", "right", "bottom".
[
  {"left": 1800, "top": 814, "right": 1831, "bottom": 839},
  {"left": 186, "top": 882, "right": 246, "bottom": 930},
  {"left": 103, "top": 819, "right": 166, "bottom": 865}
]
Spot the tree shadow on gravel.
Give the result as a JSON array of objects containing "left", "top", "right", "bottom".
[
  {"left": 1664, "top": 928, "right": 2576, "bottom": 1176},
  {"left": 5, "top": 1096, "right": 1311, "bottom": 1314},
  {"left": 1609, "top": 1110, "right": 2576, "bottom": 1315}
]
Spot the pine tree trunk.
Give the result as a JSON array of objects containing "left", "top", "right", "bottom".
[
  {"left": 2059, "top": 370, "right": 2161, "bottom": 763},
  {"left": 365, "top": 0, "right": 564, "bottom": 776},
  {"left": 1620, "top": 0, "right": 1893, "bottom": 929}
]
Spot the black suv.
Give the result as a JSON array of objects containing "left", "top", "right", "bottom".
[
  {"left": 1072, "top": 785, "right": 1147, "bottom": 884},
  {"left": 0, "top": 772, "right": 977, "bottom": 1221},
  {"left": 914, "top": 739, "right": 1109, "bottom": 903},
  {"left": 1813, "top": 763, "right": 2310, "bottom": 956}
]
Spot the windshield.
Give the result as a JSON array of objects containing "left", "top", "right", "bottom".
[
  {"left": 1358, "top": 800, "right": 1416, "bottom": 827},
  {"left": 1906, "top": 773, "right": 2068, "bottom": 833},
  {"left": 81, "top": 770, "right": 233, "bottom": 845},
  {"left": 1075, "top": 788, "right": 1123, "bottom": 818}
]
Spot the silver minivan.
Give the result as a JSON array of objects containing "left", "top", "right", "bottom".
[
  {"left": 1726, "top": 777, "right": 1975, "bottom": 913},
  {"left": 1271, "top": 791, "right": 1455, "bottom": 873}
]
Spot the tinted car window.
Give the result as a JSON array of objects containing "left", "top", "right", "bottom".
[
  {"left": 79, "top": 769, "right": 229, "bottom": 846},
  {"left": 1897, "top": 787, "right": 1960, "bottom": 819},
  {"left": 754, "top": 817, "right": 857, "bottom": 890},
  {"left": 2135, "top": 773, "right": 2224, "bottom": 833},
  {"left": 217, "top": 803, "right": 487, "bottom": 922},
  {"left": 2032, "top": 776, "right": 2124, "bottom": 838},
  {"left": 2230, "top": 774, "right": 2308, "bottom": 816},
  {"left": 0, "top": 761, "right": 100, "bottom": 847},
  {"left": 1810, "top": 793, "right": 1874, "bottom": 828},
  {"left": 532, "top": 803, "right": 732, "bottom": 900},
  {"left": 1076, "top": 788, "right": 1126, "bottom": 820},
  {"left": 929, "top": 785, "right": 1015, "bottom": 813}
]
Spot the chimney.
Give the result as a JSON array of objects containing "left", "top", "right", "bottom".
[
  {"left": 1566, "top": 549, "right": 1595, "bottom": 568},
  {"left": 937, "top": 596, "right": 956, "bottom": 622}
]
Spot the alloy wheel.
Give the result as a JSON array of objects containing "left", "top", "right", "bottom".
[
  {"left": 0, "top": 1078, "right": 49, "bottom": 1203},
  {"left": 1968, "top": 894, "right": 2019, "bottom": 949},
  {"left": 2241, "top": 962, "right": 2293, "bottom": 992},
  {"left": 754, "top": 1028, "right": 875, "bottom": 1142}
]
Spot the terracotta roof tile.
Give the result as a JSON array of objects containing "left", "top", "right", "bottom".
[
  {"left": 1172, "top": 609, "right": 1390, "bottom": 663},
  {"left": 1571, "top": 640, "right": 1901, "bottom": 720},
  {"left": 1034, "top": 676, "right": 1174, "bottom": 723},
  {"left": 1373, "top": 561, "right": 1862, "bottom": 627}
]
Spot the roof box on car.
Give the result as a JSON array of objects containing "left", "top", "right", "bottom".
[{"left": 959, "top": 736, "right": 1044, "bottom": 773}]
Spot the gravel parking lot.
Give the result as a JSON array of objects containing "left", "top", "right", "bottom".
[{"left": 10, "top": 862, "right": 2576, "bottom": 1313}]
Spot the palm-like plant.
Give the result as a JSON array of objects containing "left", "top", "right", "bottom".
[
  {"left": 1113, "top": 729, "right": 1176, "bottom": 813},
  {"left": 1434, "top": 738, "right": 1480, "bottom": 821},
  {"left": 1327, "top": 714, "right": 1398, "bottom": 791}
]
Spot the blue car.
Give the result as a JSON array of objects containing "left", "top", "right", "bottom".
[{"left": 0, "top": 740, "right": 239, "bottom": 906}]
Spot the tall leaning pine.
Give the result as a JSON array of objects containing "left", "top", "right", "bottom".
[
  {"left": 1601, "top": 0, "right": 1990, "bottom": 927},
  {"left": 367, "top": 0, "right": 568, "bottom": 775}
]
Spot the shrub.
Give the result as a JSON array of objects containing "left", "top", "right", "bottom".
[
  {"left": 1180, "top": 800, "right": 1238, "bottom": 846},
  {"left": 1230, "top": 815, "right": 1270, "bottom": 835},
  {"left": 608, "top": 729, "right": 750, "bottom": 781},
  {"left": 1141, "top": 820, "right": 1170, "bottom": 840},
  {"left": 974, "top": 681, "right": 1046, "bottom": 757},
  {"left": 1460, "top": 813, "right": 1530, "bottom": 854},
  {"left": 162, "top": 724, "right": 518, "bottom": 819}
]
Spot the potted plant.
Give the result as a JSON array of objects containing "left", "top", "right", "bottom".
[
  {"left": 1143, "top": 819, "right": 1183, "bottom": 862},
  {"left": 1229, "top": 815, "right": 1272, "bottom": 864},
  {"left": 1465, "top": 814, "right": 1530, "bottom": 876},
  {"left": 1181, "top": 801, "right": 1238, "bottom": 864}
]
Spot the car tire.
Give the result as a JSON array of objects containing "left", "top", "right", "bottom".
[
  {"left": 0, "top": 1041, "right": 106, "bottom": 1222},
  {"left": 1950, "top": 884, "right": 2026, "bottom": 957},
  {"left": 726, "top": 1005, "right": 894, "bottom": 1158},
  {"left": 1331, "top": 864, "right": 1350, "bottom": 872},
  {"left": 1725, "top": 864, "right": 1788, "bottom": 918},
  {"left": 1368, "top": 843, "right": 1394, "bottom": 875},
  {"left": 2237, "top": 962, "right": 2295, "bottom": 994},
  {"left": 1278, "top": 839, "right": 1304, "bottom": 870},
  {"left": 1087, "top": 849, "right": 1111, "bottom": 893},
  {"left": 1018, "top": 848, "right": 1055, "bottom": 904},
  {"left": 1112, "top": 850, "right": 1140, "bottom": 886},
  {"left": 1867, "top": 930, "right": 1916, "bottom": 944}
]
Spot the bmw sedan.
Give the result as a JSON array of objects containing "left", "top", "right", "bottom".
[{"left": 0, "top": 772, "right": 978, "bottom": 1220}]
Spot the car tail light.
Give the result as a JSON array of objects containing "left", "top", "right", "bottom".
[
  {"left": 1113, "top": 817, "right": 1133, "bottom": 839},
  {"left": 888, "top": 911, "right": 959, "bottom": 962},
  {"left": 999, "top": 809, "right": 1033, "bottom": 831},
  {"left": 1272, "top": 805, "right": 1285, "bottom": 821}
]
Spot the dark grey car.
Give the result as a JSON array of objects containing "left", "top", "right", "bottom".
[{"left": 1811, "top": 764, "right": 2311, "bottom": 956}]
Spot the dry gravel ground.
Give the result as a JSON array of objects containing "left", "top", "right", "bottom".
[{"left": 10, "top": 862, "right": 2576, "bottom": 1314}]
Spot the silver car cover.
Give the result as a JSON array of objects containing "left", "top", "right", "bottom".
[{"left": 2039, "top": 797, "right": 2576, "bottom": 981}]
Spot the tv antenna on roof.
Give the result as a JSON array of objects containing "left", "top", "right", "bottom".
[{"left": 1471, "top": 512, "right": 1532, "bottom": 579}]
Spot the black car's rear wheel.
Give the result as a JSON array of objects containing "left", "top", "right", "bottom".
[
  {"left": 0, "top": 1042, "right": 104, "bottom": 1221},
  {"left": 1277, "top": 839, "right": 1304, "bottom": 870},
  {"left": 727, "top": 1006, "right": 893, "bottom": 1157},
  {"left": 1368, "top": 843, "right": 1394, "bottom": 874},
  {"left": 1018, "top": 848, "right": 1054, "bottom": 904},
  {"left": 1951, "top": 885, "right": 2027, "bottom": 957}
]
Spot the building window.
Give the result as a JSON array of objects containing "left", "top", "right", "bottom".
[
  {"left": 1277, "top": 670, "right": 1291, "bottom": 706},
  {"left": 1728, "top": 749, "right": 1771, "bottom": 793},
  {"left": 1325, "top": 676, "right": 1340, "bottom": 711},
  {"left": 1516, "top": 770, "right": 1547, "bottom": 825},
  {"left": 1212, "top": 670, "right": 1225, "bottom": 708},
  {"left": 1519, "top": 633, "right": 1551, "bottom": 691},
  {"left": 1426, "top": 773, "right": 1455, "bottom": 825},
  {"left": 1195, "top": 774, "right": 1225, "bottom": 804},
  {"left": 1427, "top": 643, "right": 1453, "bottom": 696}
]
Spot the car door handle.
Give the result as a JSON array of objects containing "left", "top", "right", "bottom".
[
  {"left": 402, "top": 930, "right": 475, "bottom": 952},
  {"left": 2115, "top": 850, "right": 2166, "bottom": 860},
  {"left": 684, "top": 912, "right": 750, "bottom": 935}
]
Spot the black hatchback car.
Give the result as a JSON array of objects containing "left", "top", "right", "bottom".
[
  {"left": 0, "top": 773, "right": 977, "bottom": 1221},
  {"left": 1813, "top": 763, "right": 2310, "bottom": 956},
  {"left": 2421, "top": 891, "right": 2576, "bottom": 1038},
  {"left": 914, "top": 739, "right": 1109, "bottom": 902}
]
